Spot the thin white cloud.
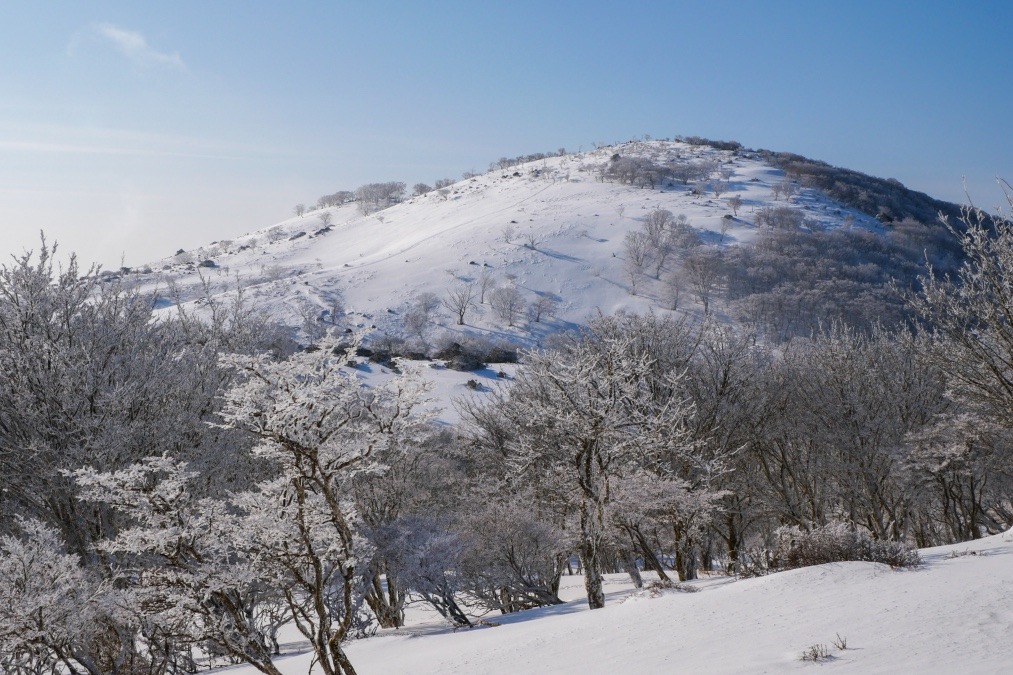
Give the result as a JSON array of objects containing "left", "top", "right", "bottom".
[{"left": 69, "top": 22, "right": 185, "bottom": 71}]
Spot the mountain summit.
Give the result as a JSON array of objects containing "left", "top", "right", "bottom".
[{"left": 129, "top": 138, "right": 960, "bottom": 347}]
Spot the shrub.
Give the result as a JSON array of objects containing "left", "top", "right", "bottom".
[
  {"left": 433, "top": 341, "right": 485, "bottom": 371},
  {"left": 770, "top": 522, "right": 920, "bottom": 571},
  {"left": 800, "top": 644, "right": 831, "bottom": 662},
  {"left": 754, "top": 205, "right": 804, "bottom": 230},
  {"left": 431, "top": 335, "right": 519, "bottom": 371}
]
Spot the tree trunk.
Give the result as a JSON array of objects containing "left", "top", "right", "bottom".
[
  {"left": 578, "top": 498, "right": 606, "bottom": 609},
  {"left": 631, "top": 527, "right": 671, "bottom": 583},
  {"left": 364, "top": 571, "right": 405, "bottom": 628},
  {"left": 578, "top": 542, "right": 605, "bottom": 609},
  {"left": 621, "top": 548, "right": 643, "bottom": 589}
]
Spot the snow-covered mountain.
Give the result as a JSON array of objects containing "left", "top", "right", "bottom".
[{"left": 126, "top": 139, "right": 901, "bottom": 347}]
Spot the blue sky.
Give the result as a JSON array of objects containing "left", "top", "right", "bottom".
[{"left": 2, "top": 1, "right": 1011, "bottom": 267}]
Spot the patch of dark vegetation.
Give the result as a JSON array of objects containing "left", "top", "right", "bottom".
[
  {"left": 433, "top": 336, "right": 519, "bottom": 371},
  {"left": 721, "top": 222, "right": 963, "bottom": 341},
  {"left": 756, "top": 150, "right": 963, "bottom": 226}
]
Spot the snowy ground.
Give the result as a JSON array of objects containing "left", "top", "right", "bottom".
[{"left": 222, "top": 530, "right": 1013, "bottom": 674}]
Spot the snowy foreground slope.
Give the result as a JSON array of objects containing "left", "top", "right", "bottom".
[{"left": 221, "top": 530, "right": 1013, "bottom": 674}]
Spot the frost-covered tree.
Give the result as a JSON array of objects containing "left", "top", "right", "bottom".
[
  {"left": 0, "top": 241, "right": 272, "bottom": 559},
  {"left": 75, "top": 457, "right": 284, "bottom": 675},
  {"left": 352, "top": 430, "right": 470, "bottom": 628},
  {"left": 402, "top": 292, "right": 442, "bottom": 347},
  {"left": 902, "top": 198, "right": 1013, "bottom": 538},
  {"left": 464, "top": 325, "right": 695, "bottom": 609},
  {"left": 910, "top": 198, "right": 1013, "bottom": 428},
  {"left": 217, "top": 340, "right": 434, "bottom": 675},
  {"left": 748, "top": 326, "right": 947, "bottom": 541},
  {"left": 0, "top": 519, "right": 128, "bottom": 675},
  {"left": 489, "top": 285, "right": 525, "bottom": 327},
  {"left": 903, "top": 413, "right": 1013, "bottom": 543}
]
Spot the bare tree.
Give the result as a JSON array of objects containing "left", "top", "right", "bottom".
[
  {"left": 643, "top": 209, "right": 674, "bottom": 244},
  {"left": 443, "top": 283, "right": 476, "bottom": 325},
  {"left": 355, "top": 182, "right": 406, "bottom": 215},
  {"left": 529, "top": 294, "right": 557, "bottom": 323},
  {"left": 727, "top": 194, "right": 743, "bottom": 217},
  {"left": 402, "top": 292, "right": 441, "bottom": 347},
  {"left": 623, "top": 231, "right": 650, "bottom": 271},
  {"left": 771, "top": 178, "right": 797, "bottom": 201},
  {"left": 663, "top": 269, "right": 683, "bottom": 310},
  {"left": 299, "top": 303, "right": 326, "bottom": 343},
  {"left": 523, "top": 230, "right": 541, "bottom": 250},
  {"left": 413, "top": 183, "right": 433, "bottom": 197},
  {"left": 642, "top": 209, "right": 677, "bottom": 279},
  {"left": 624, "top": 258, "right": 641, "bottom": 296},
  {"left": 294, "top": 203, "right": 306, "bottom": 218},
  {"left": 682, "top": 248, "right": 723, "bottom": 314},
  {"left": 478, "top": 269, "right": 495, "bottom": 304},
  {"left": 755, "top": 205, "right": 804, "bottom": 230},
  {"left": 321, "top": 287, "right": 345, "bottom": 325},
  {"left": 501, "top": 225, "right": 515, "bottom": 244},
  {"left": 488, "top": 286, "right": 525, "bottom": 326},
  {"left": 319, "top": 211, "right": 333, "bottom": 228}
]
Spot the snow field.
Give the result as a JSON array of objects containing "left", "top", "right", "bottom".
[{"left": 225, "top": 529, "right": 1013, "bottom": 674}]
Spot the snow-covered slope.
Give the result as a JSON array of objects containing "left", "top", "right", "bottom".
[
  {"left": 128, "top": 140, "right": 879, "bottom": 348},
  {"left": 224, "top": 529, "right": 1013, "bottom": 674}
]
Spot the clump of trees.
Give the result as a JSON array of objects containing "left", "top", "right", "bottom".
[
  {"left": 316, "top": 190, "right": 355, "bottom": 210},
  {"left": 355, "top": 182, "right": 406, "bottom": 215}
]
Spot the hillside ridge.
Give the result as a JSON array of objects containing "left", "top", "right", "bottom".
[{"left": 124, "top": 138, "right": 961, "bottom": 347}]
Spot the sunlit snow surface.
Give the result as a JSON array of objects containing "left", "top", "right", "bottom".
[{"left": 218, "top": 529, "right": 1013, "bottom": 674}]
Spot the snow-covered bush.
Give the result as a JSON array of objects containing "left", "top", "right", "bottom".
[
  {"left": 455, "top": 496, "right": 570, "bottom": 613},
  {"left": 0, "top": 519, "right": 132, "bottom": 675},
  {"left": 769, "top": 522, "right": 920, "bottom": 571},
  {"left": 75, "top": 456, "right": 284, "bottom": 674}
]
